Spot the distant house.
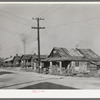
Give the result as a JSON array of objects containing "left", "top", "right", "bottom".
[
  {"left": 21, "top": 54, "right": 34, "bottom": 68},
  {"left": 42, "top": 47, "right": 100, "bottom": 75},
  {"left": 3, "top": 56, "right": 14, "bottom": 67},
  {"left": 13, "top": 54, "right": 21, "bottom": 67},
  {"left": 20, "top": 54, "right": 47, "bottom": 70}
]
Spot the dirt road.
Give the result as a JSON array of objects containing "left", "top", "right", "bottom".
[{"left": 0, "top": 69, "right": 100, "bottom": 89}]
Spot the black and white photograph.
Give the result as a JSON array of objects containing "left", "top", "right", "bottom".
[{"left": 0, "top": 2, "right": 100, "bottom": 91}]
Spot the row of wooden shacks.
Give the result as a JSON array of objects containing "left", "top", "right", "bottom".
[{"left": 3, "top": 47, "right": 100, "bottom": 75}]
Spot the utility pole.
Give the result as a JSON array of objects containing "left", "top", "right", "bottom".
[{"left": 32, "top": 18, "right": 45, "bottom": 73}]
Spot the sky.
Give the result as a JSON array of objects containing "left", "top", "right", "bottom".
[{"left": 0, "top": 3, "right": 100, "bottom": 58}]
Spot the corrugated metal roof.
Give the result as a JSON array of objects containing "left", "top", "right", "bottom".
[
  {"left": 61, "top": 48, "right": 71, "bottom": 56},
  {"left": 77, "top": 49, "right": 100, "bottom": 58},
  {"left": 54, "top": 47, "right": 83, "bottom": 57},
  {"left": 67, "top": 48, "right": 83, "bottom": 57},
  {"left": 42, "top": 47, "right": 100, "bottom": 62}
]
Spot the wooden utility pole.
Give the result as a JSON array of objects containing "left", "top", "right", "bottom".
[{"left": 32, "top": 18, "right": 45, "bottom": 73}]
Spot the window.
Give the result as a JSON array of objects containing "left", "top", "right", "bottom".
[
  {"left": 53, "top": 50, "right": 57, "bottom": 54},
  {"left": 75, "top": 61, "right": 79, "bottom": 67}
]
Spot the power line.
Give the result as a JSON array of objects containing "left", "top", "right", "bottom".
[
  {"left": 46, "top": 16, "right": 100, "bottom": 28},
  {"left": 16, "top": 4, "right": 63, "bottom": 55},
  {"left": 0, "top": 4, "right": 62, "bottom": 36},
  {"left": 34, "top": 4, "right": 57, "bottom": 17},
  {"left": 41, "top": 4, "right": 63, "bottom": 18},
  {"left": 0, "top": 8, "right": 31, "bottom": 23},
  {"left": 16, "top": 4, "right": 59, "bottom": 35},
  {"left": 34, "top": 4, "right": 60, "bottom": 18},
  {"left": 0, "top": 13, "right": 26, "bottom": 24},
  {"left": 16, "top": 4, "right": 61, "bottom": 34},
  {"left": 3, "top": 14, "right": 100, "bottom": 55},
  {"left": 0, "top": 9, "right": 31, "bottom": 24},
  {"left": 21, "top": 5, "right": 62, "bottom": 37},
  {"left": 0, "top": 9, "right": 33, "bottom": 35},
  {"left": 0, "top": 4, "right": 63, "bottom": 56}
]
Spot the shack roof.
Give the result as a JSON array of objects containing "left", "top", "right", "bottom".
[
  {"left": 49, "top": 47, "right": 84, "bottom": 57},
  {"left": 21, "top": 54, "right": 47, "bottom": 60},
  {"left": 77, "top": 49, "right": 100, "bottom": 58},
  {"left": 42, "top": 47, "right": 100, "bottom": 62},
  {"left": 13, "top": 56, "right": 21, "bottom": 61},
  {"left": 63, "top": 48, "right": 83, "bottom": 57},
  {"left": 21, "top": 54, "right": 33, "bottom": 60}
]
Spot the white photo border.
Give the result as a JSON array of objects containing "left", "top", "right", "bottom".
[{"left": 0, "top": 2, "right": 100, "bottom": 98}]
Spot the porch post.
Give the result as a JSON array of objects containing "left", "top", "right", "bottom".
[
  {"left": 24, "top": 60, "right": 26, "bottom": 67},
  {"left": 50, "top": 61, "right": 52, "bottom": 73},
  {"left": 27, "top": 60, "right": 28, "bottom": 68},
  {"left": 34, "top": 62, "right": 36, "bottom": 71},
  {"left": 50, "top": 61, "right": 52, "bottom": 66},
  {"left": 59, "top": 61, "right": 62, "bottom": 75}
]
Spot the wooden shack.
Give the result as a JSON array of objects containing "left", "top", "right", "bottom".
[
  {"left": 13, "top": 54, "right": 21, "bottom": 67},
  {"left": 3, "top": 57, "right": 13, "bottom": 67},
  {"left": 42, "top": 47, "right": 100, "bottom": 75},
  {"left": 20, "top": 54, "right": 47, "bottom": 70}
]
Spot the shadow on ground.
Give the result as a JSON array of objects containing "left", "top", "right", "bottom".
[
  {"left": 20, "top": 82, "right": 77, "bottom": 89},
  {"left": 0, "top": 71, "right": 13, "bottom": 75}
]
